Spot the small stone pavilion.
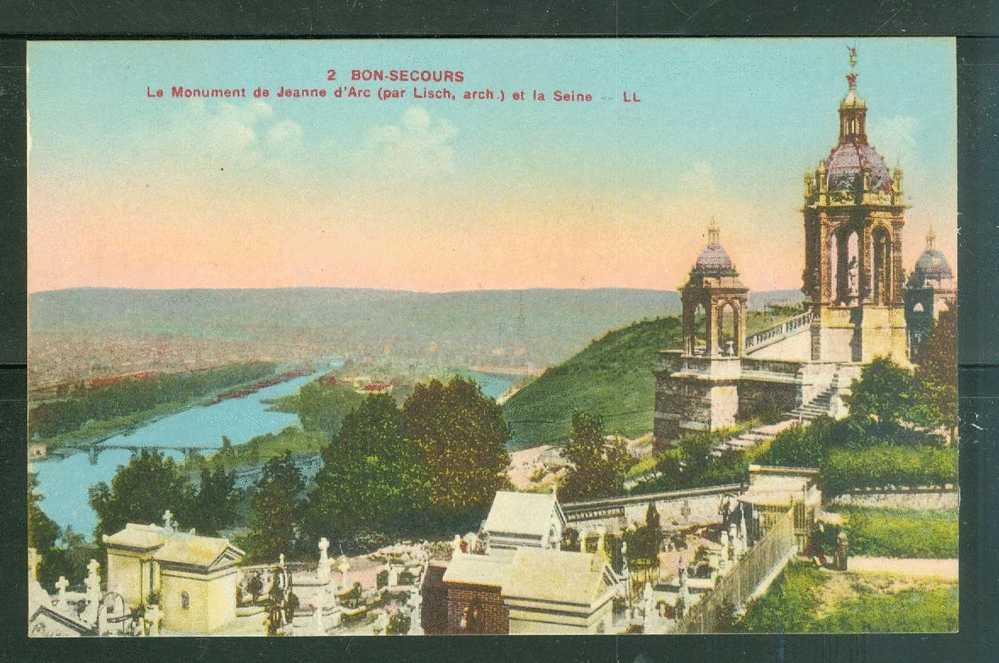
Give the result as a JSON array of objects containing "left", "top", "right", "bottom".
[
  {"left": 103, "top": 515, "right": 244, "bottom": 634},
  {"left": 653, "top": 51, "right": 951, "bottom": 448}
]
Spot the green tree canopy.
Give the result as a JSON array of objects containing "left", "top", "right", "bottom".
[
  {"left": 295, "top": 381, "right": 365, "bottom": 438},
  {"left": 560, "top": 411, "right": 632, "bottom": 502},
  {"left": 845, "top": 357, "right": 918, "bottom": 430},
  {"left": 189, "top": 466, "right": 240, "bottom": 536},
  {"left": 918, "top": 307, "right": 957, "bottom": 390},
  {"left": 28, "top": 473, "right": 61, "bottom": 553},
  {"left": 88, "top": 450, "right": 194, "bottom": 544},
  {"left": 305, "top": 394, "right": 430, "bottom": 547},
  {"left": 403, "top": 377, "right": 511, "bottom": 513},
  {"left": 240, "top": 452, "right": 304, "bottom": 563}
]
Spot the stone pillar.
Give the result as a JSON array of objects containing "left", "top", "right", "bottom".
[
  {"left": 707, "top": 300, "right": 718, "bottom": 357},
  {"left": 892, "top": 219, "right": 905, "bottom": 305},
  {"left": 861, "top": 223, "right": 873, "bottom": 303},
  {"left": 819, "top": 219, "right": 831, "bottom": 302},
  {"left": 317, "top": 537, "right": 331, "bottom": 584}
]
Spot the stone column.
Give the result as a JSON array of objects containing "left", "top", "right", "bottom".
[
  {"left": 860, "top": 223, "right": 873, "bottom": 303},
  {"left": 317, "top": 537, "right": 331, "bottom": 584},
  {"left": 891, "top": 219, "right": 905, "bottom": 305},
  {"left": 819, "top": 219, "right": 830, "bottom": 303},
  {"left": 707, "top": 300, "right": 718, "bottom": 357}
]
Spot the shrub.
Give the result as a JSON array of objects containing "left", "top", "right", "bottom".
[{"left": 823, "top": 446, "right": 958, "bottom": 496}]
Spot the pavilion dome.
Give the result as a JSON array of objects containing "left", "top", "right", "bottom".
[
  {"left": 911, "top": 248, "right": 954, "bottom": 285},
  {"left": 694, "top": 242, "right": 736, "bottom": 274}
]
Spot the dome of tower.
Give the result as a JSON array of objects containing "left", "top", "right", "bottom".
[
  {"left": 825, "top": 142, "right": 892, "bottom": 193},
  {"left": 694, "top": 242, "right": 735, "bottom": 274},
  {"left": 912, "top": 248, "right": 954, "bottom": 283}
]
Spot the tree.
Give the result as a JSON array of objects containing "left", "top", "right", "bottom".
[
  {"left": 305, "top": 394, "right": 430, "bottom": 548},
  {"left": 240, "top": 452, "right": 304, "bottom": 562},
  {"left": 915, "top": 308, "right": 959, "bottom": 441},
  {"left": 89, "top": 450, "right": 194, "bottom": 544},
  {"left": 845, "top": 357, "right": 917, "bottom": 430},
  {"left": 918, "top": 307, "right": 957, "bottom": 390},
  {"left": 560, "top": 411, "right": 632, "bottom": 502},
  {"left": 403, "top": 377, "right": 511, "bottom": 514},
  {"left": 296, "top": 381, "right": 365, "bottom": 438},
  {"left": 189, "top": 466, "right": 240, "bottom": 536},
  {"left": 28, "top": 473, "right": 60, "bottom": 553}
]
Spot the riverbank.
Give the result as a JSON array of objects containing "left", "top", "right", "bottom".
[{"left": 32, "top": 362, "right": 305, "bottom": 456}]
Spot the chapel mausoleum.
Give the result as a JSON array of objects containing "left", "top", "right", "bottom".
[{"left": 653, "top": 53, "right": 955, "bottom": 447}]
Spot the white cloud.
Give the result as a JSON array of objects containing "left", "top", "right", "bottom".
[
  {"left": 363, "top": 106, "right": 459, "bottom": 178},
  {"left": 868, "top": 115, "right": 919, "bottom": 164}
]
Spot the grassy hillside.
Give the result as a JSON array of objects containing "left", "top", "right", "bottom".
[
  {"left": 502, "top": 317, "right": 682, "bottom": 449},
  {"left": 501, "top": 309, "right": 802, "bottom": 450}
]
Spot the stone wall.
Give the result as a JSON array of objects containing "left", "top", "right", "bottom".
[
  {"left": 736, "top": 380, "right": 799, "bottom": 421},
  {"left": 446, "top": 584, "right": 508, "bottom": 634},
  {"left": 565, "top": 484, "right": 741, "bottom": 533},
  {"left": 828, "top": 488, "right": 958, "bottom": 511}
]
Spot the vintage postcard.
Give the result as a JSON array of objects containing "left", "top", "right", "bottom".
[{"left": 26, "top": 38, "right": 958, "bottom": 637}]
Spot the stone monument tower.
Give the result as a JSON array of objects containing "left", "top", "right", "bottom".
[
  {"left": 903, "top": 227, "right": 956, "bottom": 363},
  {"left": 801, "top": 48, "right": 908, "bottom": 364}
]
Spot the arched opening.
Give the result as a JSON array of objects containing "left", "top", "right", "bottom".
[
  {"left": 692, "top": 303, "right": 707, "bottom": 355},
  {"left": 912, "top": 302, "right": 925, "bottom": 313},
  {"left": 718, "top": 301, "right": 738, "bottom": 355},
  {"left": 180, "top": 591, "right": 190, "bottom": 610},
  {"left": 872, "top": 227, "right": 892, "bottom": 305}
]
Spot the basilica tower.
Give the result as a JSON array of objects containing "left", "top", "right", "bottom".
[{"left": 801, "top": 49, "right": 908, "bottom": 364}]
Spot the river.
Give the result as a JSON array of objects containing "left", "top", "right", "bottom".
[{"left": 30, "top": 364, "right": 516, "bottom": 539}]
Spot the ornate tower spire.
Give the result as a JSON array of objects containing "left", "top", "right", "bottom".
[
  {"left": 926, "top": 226, "right": 937, "bottom": 250},
  {"left": 839, "top": 46, "right": 868, "bottom": 144},
  {"left": 707, "top": 217, "right": 720, "bottom": 245}
]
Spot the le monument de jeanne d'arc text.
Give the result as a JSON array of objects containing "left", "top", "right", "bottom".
[{"left": 28, "top": 50, "right": 955, "bottom": 638}]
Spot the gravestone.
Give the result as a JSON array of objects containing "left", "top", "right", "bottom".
[
  {"left": 54, "top": 575, "right": 69, "bottom": 612},
  {"left": 318, "top": 537, "right": 331, "bottom": 584}
]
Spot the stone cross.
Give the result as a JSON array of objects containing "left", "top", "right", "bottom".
[
  {"left": 162, "top": 509, "right": 174, "bottom": 531},
  {"left": 54, "top": 575, "right": 69, "bottom": 610},
  {"left": 337, "top": 557, "right": 351, "bottom": 590},
  {"left": 452, "top": 534, "right": 462, "bottom": 555},
  {"left": 83, "top": 559, "right": 101, "bottom": 623},
  {"left": 318, "top": 537, "right": 331, "bottom": 584}
]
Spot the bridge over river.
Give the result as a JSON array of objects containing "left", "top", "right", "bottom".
[{"left": 67, "top": 443, "right": 222, "bottom": 465}]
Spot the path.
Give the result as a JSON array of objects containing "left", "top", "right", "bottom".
[{"left": 845, "top": 556, "right": 958, "bottom": 581}]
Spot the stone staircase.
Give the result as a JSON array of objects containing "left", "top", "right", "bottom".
[
  {"left": 711, "top": 370, "right": 842, "bottom": 457},
  {"left": 711, "top": 420, "right": 794, "bottom": 457},
  {"left": 784, "top": 370, "right": 841, "bottom": 422}
]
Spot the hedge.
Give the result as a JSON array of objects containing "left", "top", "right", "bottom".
[{"left": 823, "top": 445, "right": 958, "bottom": 496}]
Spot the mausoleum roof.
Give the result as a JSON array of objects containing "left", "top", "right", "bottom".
[
  {"left": 503, "top": 549, "right": 613, "bottom": 606},
  {"left": 442, "top": 553, "right": 509, "bottom": 588},
  {"left": 483, "top": 491, "right": 562, "bottom": 538}
]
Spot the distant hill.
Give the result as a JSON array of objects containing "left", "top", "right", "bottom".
[
  {"left": 502, "top": 317, "right": 682, "bottom": 450},
  {"left": 29, "top": 286, "right": 803, "bottom": 389},
  {"left": 500, "top": 305, "right": 805, "bottom": 450},
  {"left": 29, "top": 287, "right": 683, "bottom": 371}
]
